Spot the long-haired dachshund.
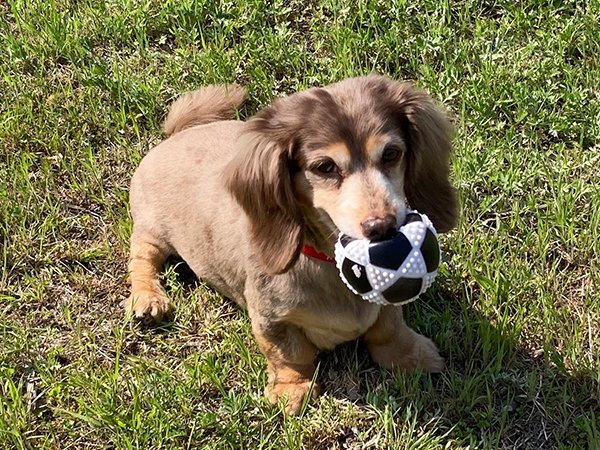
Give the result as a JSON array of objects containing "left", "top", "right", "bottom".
[{"left": 124, "top": 75, "right": 458, "bottom": 414}]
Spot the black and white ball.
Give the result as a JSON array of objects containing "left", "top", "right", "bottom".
[{"left": 334, "top": 211, "right": 441, "bottom": 306}]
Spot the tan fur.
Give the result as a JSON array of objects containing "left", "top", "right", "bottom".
[
  {"left": 126, "top": 75, "right": 457, "bottom": 414},
  {"left": 163, "top": 84, "right": 246, "bottom": 136},
  {"left": 307, "top": 168, "right": 404, "bottom": 239},
  {"left": 252, "top": 320, "right": 319, "bottom": 414},
  {"left": 364, "top": 134, "right": 388, "bottom": 161},
  {"left": 363, "top": 306, "right": 444, "bottom": 372},
  {"left": 124, "top": 234, "right": 172, "bottom": 322},
  {"left": 316, "top": 142, "right": 352, "bottom": 167}
]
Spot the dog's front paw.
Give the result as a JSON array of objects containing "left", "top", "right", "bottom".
[
  {"left": 121, "top": 289, "right": 173, "bottom": 322},
  {"left": 370, "top": 332, "right": 445, "bottom": 373},
  {"left": 265, "top": 380, "right": 320, "bottom": 415},
  {"left": 407, "top": 333, "right": 445, "bottom": 372}
]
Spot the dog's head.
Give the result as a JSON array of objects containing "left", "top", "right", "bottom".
[{"left": 226, "top": 75, "right": 458, "bottom": 275}]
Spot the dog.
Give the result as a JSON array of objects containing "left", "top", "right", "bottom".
[{"left": 124, "top": 75, "right": 458, "bottom": 414}]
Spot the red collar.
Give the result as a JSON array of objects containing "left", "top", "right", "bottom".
[{"left": 302, "top": 245, "right": 335, "bottom": 263}]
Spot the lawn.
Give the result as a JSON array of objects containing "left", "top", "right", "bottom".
[{"left": 1, "top": 0, "right": 599, "bottom": 448}]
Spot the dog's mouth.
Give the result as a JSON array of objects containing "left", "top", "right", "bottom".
[
  {"left": 302, "top": 207, "right": 342, "bottom": 250},
  {"left": 305, "top": 204, "right": 409, "bottom": 249}
]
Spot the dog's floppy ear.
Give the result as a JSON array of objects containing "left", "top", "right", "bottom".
[
  {"left": 386, "top": 80, "right": 459, "bottom": 232},
  {"left": 226, "top": 98, "right": 306, "bottom": 275}
]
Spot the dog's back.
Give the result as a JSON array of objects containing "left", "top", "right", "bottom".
[
  {"left": 129, "top": 85, "right": 250, "bottom": 307},
  {"left": 163, "top": 84, "right": 246, "bottom": 136}
]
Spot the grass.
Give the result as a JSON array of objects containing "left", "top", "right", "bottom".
[{"left": 1, "top": 0, "right": 599, "bottom": 448}]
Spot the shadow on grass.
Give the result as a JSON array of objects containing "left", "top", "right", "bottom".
[
  {"left": 317, "top": 281, "right": 599, "bottom": 449},
  {"left": 159, "top": 259, "right": 598, "bottom": 449}
]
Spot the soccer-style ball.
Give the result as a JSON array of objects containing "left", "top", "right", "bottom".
[{"left": 334, "top": 211, "right": 441, "bottom": 306}]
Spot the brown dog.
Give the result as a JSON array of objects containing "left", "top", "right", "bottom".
[{"left": 124, "top": 75, "right": 458, "bottom": 414}]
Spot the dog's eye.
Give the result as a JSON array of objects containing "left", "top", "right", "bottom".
[
  {"left": 314, "top": 160, "right": 339, "bottom": 176},
  {"left": 381, "top": 146, "right": 402, "bottom": 164}
]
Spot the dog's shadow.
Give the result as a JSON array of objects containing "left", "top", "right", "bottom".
[
  {"left": 317, "top": 279, "right": 599, "bottom": 448},
  {"left": 164, "top": 259, "right": 598, "bottom": 448}
]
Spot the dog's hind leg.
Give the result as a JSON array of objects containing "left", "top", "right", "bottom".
[{"left": 122, "top": 232, "right": 173, "bottom": 322}]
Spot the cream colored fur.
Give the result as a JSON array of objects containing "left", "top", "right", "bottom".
[{"left": 125, "top": 78, "right": 456, "bottom": 414}]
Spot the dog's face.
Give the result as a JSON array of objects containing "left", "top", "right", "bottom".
[
  {"left": 293, "top": 124, "right": 409, "bottom": 243},
  {"left": 227, "top": 75, "right": 458, "bottom": 274}
]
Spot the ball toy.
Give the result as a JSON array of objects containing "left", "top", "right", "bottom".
[{"left": 334, "top": 211, "right": 441, "bottom": 306}]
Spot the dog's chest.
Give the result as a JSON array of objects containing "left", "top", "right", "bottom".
[
  {"left": 299, "top": 304, "right": 380, "bottom": 350},
  {"left": 281, "top": 264, "right": 381, "bottom": 350}
]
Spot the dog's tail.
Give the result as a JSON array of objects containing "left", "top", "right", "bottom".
[{"left": 163, "top": 84, "right": 247, "bottom": 137}]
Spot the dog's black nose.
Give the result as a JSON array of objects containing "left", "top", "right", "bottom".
[{"left": 360, "top": 214, "right": 397, "bottom": 240}]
